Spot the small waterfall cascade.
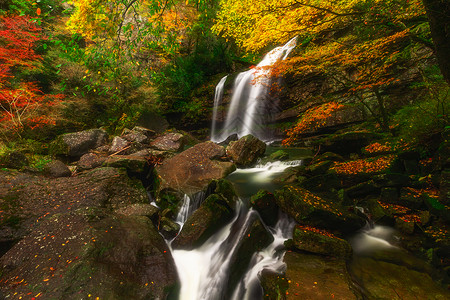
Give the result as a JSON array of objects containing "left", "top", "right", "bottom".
[
  {"left": 211, "top": 37, "right": 298, "bottom": 143},
  {"left": 171, "top": 160, "right": 302, "bottom": 300},
  {"left": 175, "top": 192, "right": 206, "bottom": 226}
]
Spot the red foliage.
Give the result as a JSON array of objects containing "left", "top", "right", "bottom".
[{"left": 0, "top": 15, "right": 63, "bottom": 135}]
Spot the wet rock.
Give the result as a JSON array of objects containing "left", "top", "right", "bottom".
[
  {"left": 259, "top": 269, "right": 289, "bottom": 300},
  {"left": 77, "top": 153, "right": 106, "bottom": 171},
  {"left": 250, "top": 190, "right": 279, "bottom": 226},
  {"left": 109, "top": 136, "right": 130, "bottom": 154},
  {"left": 346, "top": 180, "right": 379, "bottom": 198},
  {"left": 395, "top": 217, "right": 415, "bottom": 234},
  {"left": 156, "top": 141, "right": 236, "bottom": 195},
  {"left": 122, "top": 130, "right": 150, "bottom": 144},
  {"left": 283, "top": 252, "right": 358, "bottom": 299},
  {"left": 291, "top": 225, "right": 352, "bottom": 259},
  {"left": 150, "top": 132, "right": 185, "bottom": 151},
  {"left": 44, "top": 160, "right": 71, "bottom": 177},
  {"left": 217, "top": 133, "right": 238, "bottom": 146},
  {"left": 171, "top": 193, "right": 235, "bottom": 249},
  {"left": 0, "top": 208, "right": 179, "bottom": 300},
  {"left": 268, "top": 150, "right": 289, "bottom": 162},
  {"left": 50, "top": 129, "right": 108, "bottom": 158},
  {"left": 349, "top": 256, "right": 450, "bottom": 299},
  {"left": 316, "top": 152, "right": 345, "bottom": 162},
  {"left": 275, "top": 186, "right": 365, "bottom": 235},
  {"left": 156, "top": 189, "right": 185, "bottom": 217},
  {"left": 226, "top": 135, "right": 266, "bottom": 167},
  {"left": 398, "top": 187, "right": 425, "bottom": 209},
  {"left": 373, "top": 173, "right": 411, "bottom": 188},
  {"left": 159, "top": 217, "right": 180, "bottom": 240},
  {"left": 306, "top": 160, "right": 333, "bottom": 176},
  {"left": 227, "top": 215, "right": 274, "bottom": 297}
]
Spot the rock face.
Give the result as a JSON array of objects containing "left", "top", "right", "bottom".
[
  {"left": 50, "top": 129, "right": 108, "bottom": 157},
  {"left": 0, "top": 208, "right": 179, "bottom": 300},
  {"left": 150, "top": 132, "right": 185, "bottom": 151},
  {"left": 226, "top": 135, "right": 266, "bottom": 167},
  {"left": 156, "top": 141, "right": 236, "bottom": 195},
  {"left": 0, "top": 167, "right": 148, "bottom": 247}
]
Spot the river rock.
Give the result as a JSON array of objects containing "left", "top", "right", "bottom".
[
  {"left": 250, "top": 190, "right": 279, "bottom": 226},
  {"left": 283, "top": 252, "right": 358, "bottom": 299},
  {"left": 77, "top": 153, "right": 106, "bottom": 171},
  {"left": 115, "top": 203, "right": 159, "bottom": 223},
  {"left": 259, "top": 269, "right": 289, "bottom": 300},
  {"left": 159, "top": 217, "right": 181, "bottom": 240},
  {"left": 0, "top": 208, "right": 179, "bottom": 300},
  {"left": 44, "top": 160, "right": 71, "bottom": 177},
  {"left": 50, "top": 129, "right": 108, "bottom": 158},
  {"left": 109, "top": 136, "right": 130, "bottom": 154},
  {"left": 275, "top": 185, "right": 365, "bottom": 235},
  {"left": 102, "top": 155, "right": 148, "bottom": 174},
  {"left": 226, "top": 214, "right": 274, "bottom": 297},
  {"left": 156, "top": 141, "right": 236, "bottom": 195},
  {"left": 171, "top": 193, "right": 235, "bottom": 249},
  {"left": 226, "top": 135, "right": 266, "bottom": 167},
  {"left": 150, "top": 132, "right": 185, "bottom": 151},
  {"left": 291, "top": 225, "right": 352, "bottom": 259},
  {"left": 4, "top": 151, "right": 29, "bottom": 169}
]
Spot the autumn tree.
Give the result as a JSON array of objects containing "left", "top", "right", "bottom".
[
  {"left": 0, "top": 14, "right": 63, "bottom": 139},
  {"left": 214, "top": 0, "right": 437, "bottom": 137}
]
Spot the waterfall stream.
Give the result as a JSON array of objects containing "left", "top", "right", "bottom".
[
  {"left": 171, "top": 161, "right": 300, "bottom": 300},
  {"left": 211, "top": 37, "right": 297, "bottom": 143}
]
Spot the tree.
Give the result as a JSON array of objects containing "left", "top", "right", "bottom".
[
  {"left": 0, "top": 15, "right": 62, "bottom": 139},
  {"left": 422, "top": 0, "right": 450, "bottom": 84},
  {"left": 214, "top": 0, "right": 435, "bottom": 134}
]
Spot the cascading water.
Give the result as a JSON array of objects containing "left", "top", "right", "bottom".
[
  {"left": 211, "top": 37, "right": 298, "bottom": 143},
  {"left": 171, "top": 160, "right": 300, "bottom": 300},
  {"left": 211, "top": 75, "right": 228, "bottom": 141}
]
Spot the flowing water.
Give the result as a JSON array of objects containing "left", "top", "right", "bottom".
[
  {"left": 171, "top": 160, "right": 300, "bottom": 300},
  {"left": 211, "top": 37, "right": 298, "bottom": 143}
]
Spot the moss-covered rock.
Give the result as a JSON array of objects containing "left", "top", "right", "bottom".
[
  {"left": 275, "top": 185, "right": 365, "bottom": 235},
  {"left": 171, "top": 193, "right": 235, "bottom": 249},
  {"left": 259, "top": 269, "right": 289, "bottom": 300},
  {"left": 292, "top": 225, "right": 352, "bottom": 259},
  {"left": 250, "top": 190, "right": 279, "bottom": 226},
  {"left": 49, "top": 129, "right": 108, "bottom": 158},
  {"left": 102, "top": 155, "right": 148, "bottom": 174}
]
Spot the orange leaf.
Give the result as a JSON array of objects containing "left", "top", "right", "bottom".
[{"left": 36, "top": 8, "right": 41, "bottom": 15}]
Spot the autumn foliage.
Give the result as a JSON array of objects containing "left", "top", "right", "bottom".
[
  {"left": 283, "top": 102, "right": 344, "bottom": 145},
  {"left": 0, "top": 15, "right": 62, "bottom": 137}
]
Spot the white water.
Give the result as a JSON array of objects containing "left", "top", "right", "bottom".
[
  {"left": 211, "top": 75, "right": 228, "bottom": 140},
  {"left": 175, "top": 192, "right": 205, "bottom": 226},
  {"left": 171, "top": 160, "right": 302, "bottom": 300},
  {"left": 351, "top": 225, "right": 398, "bottom": 254},
  {"left": 211, "top": 37, "right": 297, "bottom": 143}
]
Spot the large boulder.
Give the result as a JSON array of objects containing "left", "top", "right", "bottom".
[
  {"left": 50, "top": 129, "right": 108, "bottom": 158},
  {"left": 156, "top": 141, "right": 236, "bottom": 195},
  {"left": 150, "top": 132, "right": 185, "bottom": 151},
  {"left": 0, "top": 167, "right": 148, "bottom": 249},
  {"left": 77, "top": 153, "right": 106, "bottom": 171},
  {"left": 275, "top": 185, "right": 365, "bottom": 235},
  {"left": 250, "top": 190, "right": 279, "bottom": 226},
  {"left": 291, "top": 225, "right": 352, "bottom": 259},
  {"left": 226, "top": 135, "right": 266, "bottom": 167},
  {"left": 0, "top": 208, "right": 179, "bottom": 300},
  {"left": 172, "top": 193, "right": 235, "bottom": 249}
]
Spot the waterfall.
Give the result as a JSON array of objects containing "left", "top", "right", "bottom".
[
  {"left": 211, "top": 75, "right": 228, "bottom": 141},
  {"left": 211, "top": 37, "right": 298, "bottom": 143}
]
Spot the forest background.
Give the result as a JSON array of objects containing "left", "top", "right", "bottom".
[{"left": 0, "top": 0, "right": 448, "bottom": 168}]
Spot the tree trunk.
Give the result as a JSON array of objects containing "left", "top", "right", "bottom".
[{"left": 422, "top": 0, "right": 450, "bottom": 84}]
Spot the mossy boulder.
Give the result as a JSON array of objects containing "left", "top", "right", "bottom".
[
  {"left": 44, "top": 160, "right": 71, "bottom": 177},
  {"left": 259, "top": 269, "right": 289, "bottom": 300},
  {"left": 268, "top": 150, "right": 289, "bottom": 162},
  {"left": 150, "top": 132, "right": 185, "bottom": 152},
  {"left": 50, "top": 129, "right": 108, "bottom": 158},
  {"left": 291, "top": 225, "right": 352, "bottom": 259},
  {"left": 102, "top": 155, "right": 148, "bottom": 174},
  {"left": 226, "top": 134, "right": 266, "bottom": 167},
  {"left": 250, "top": 190, "right": 279, "bottom": 226},
  {"left": 275, "top": 186, "right": 365, "bottom": 235},
  {"left": 171, "top": 193, "right": 235, "bottom": 249},
  {"left": 0, "top": 208, "right": 179, "bottom": 300}
]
